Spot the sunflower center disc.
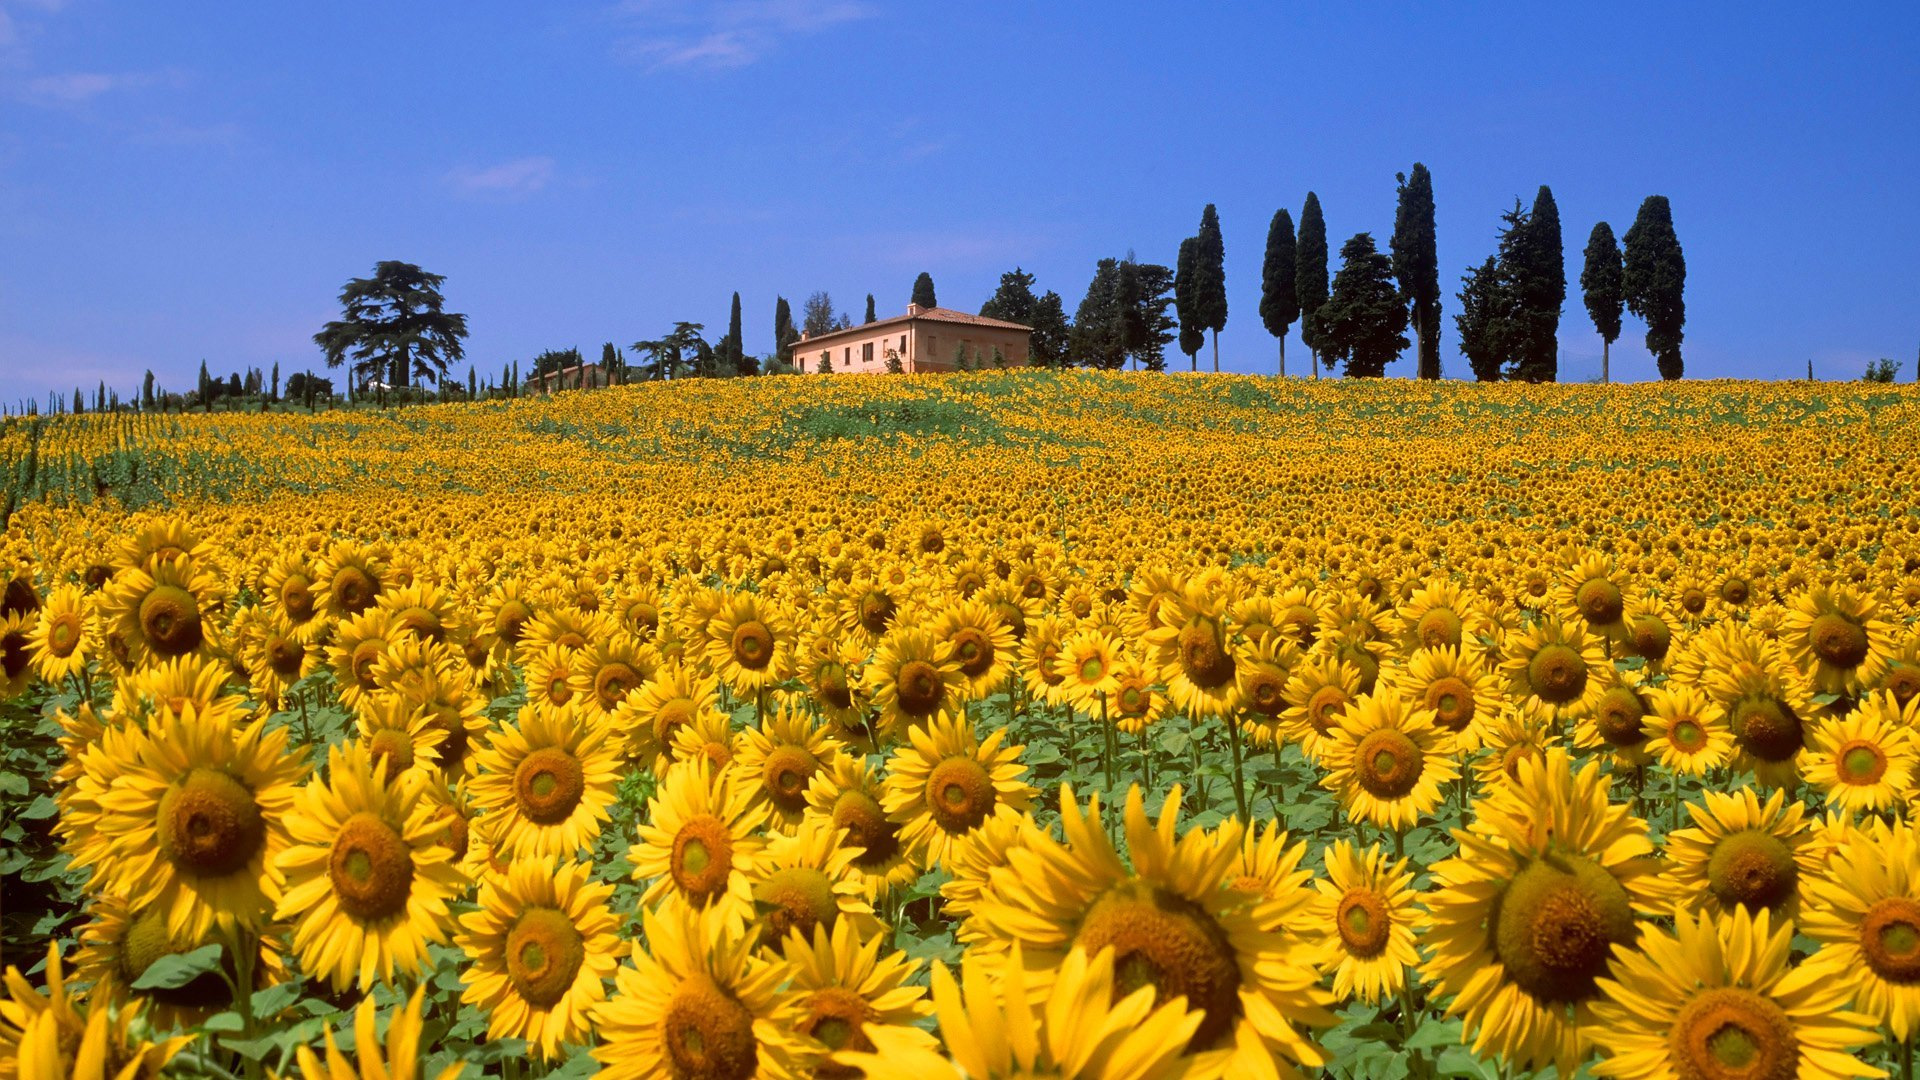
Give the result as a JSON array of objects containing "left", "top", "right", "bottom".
[
  {"left": 1355, "top": 729, "right": 1424, "bottom": 799},
  {"left": 1416, "top": 608, "right": 1464, "bottom": 649},
  {"left": 1886, "top": 664, "right": 1920, "bottom": 707},
  {"left": 802, "top": 986, "right": 878, "bottom": 1078},
  {"left": 1079, "top": 654, "right": 1106, "bottom": 683},
  {"left": 1177, "top": 620, "right": 1236, "bottom": 690},
  {"left": 1671, "top": 718, "right": 1706, "bottom": 751},
  {"left": 1246, "top": 673, "right": 1285, "bottom": 717},
  {"left": 281, "top": 576, "right": 315, "bottom": 621},
  {"left": 506, "top": 906, "right": 585, "bottom": 1009},
  {"left": 1861, "top": 896, "right": 1920, "bottom": 982},
  {"left": 894, "top": 660, "right": 945, "bottom": 717},
  {"left": 1281, "top": 606, "right": 1318, "bottom": 646},
  {"left": 366, "top": 728, "right": 416, "bottom": 775},
  {"left": 495, "top": 600, "right": 532, "bottom": 643},
  {"left": 1575, "top": 580, "right": 1624, "bottom": 626},
  {"left": 671, "top": 815, "right": 735, "bottom": 901},
  {"left": 514, "top": 746, "right": 585, "bottom": 824},
  {"left": 1631, "top": 617, "right": 1672, "bottom": 660},
  {"left": 1118, "top": 685, "right": 1151, "bottom": 717},
  {"left": 1336, "top": 888, "right": 1392, "bottom": 958},
  {"left": 1837, "top": 741, "right": 1888, "bottom": 786},
  {"left": 1731, "top": 698, "right": 1803, "bottom": 763},
  {"left": 139, "top": 585, "right": 204, "bottom": 658},
  {"left": 267, "top": 637, "right": 304, "bottom": 677},
  {"left": 1721, "top": 580, "right": 1751, "bottom": 605},
  {"left": 328, "top": 811, "right": 416, "bottom": 921},
  {"left": 924, "top": 757, "right": 995, "bottom": 834},
  {"left": 663, "top": 975, "right": 759, "bottom": 1080},
  {"left": 48, "top": 615, "right": 80, "bottom": 656},
  {"left": 1668, "top": 986, "right": 1798, "bottom": 1080},
  {"left": 1075, "top": 881, "right": 1242, "bottom": 1050},
  {"left": 858, "top": 592, "right": 894, "bottom": 635},
  {"left": 1526, "top": 644, "right": 1588, "bottom": 704},
  {"left": 157, "top": 768, "right": 266, "bottom": 878},
  {"left": 762, "top": 746, "right": 819, "bottom": 811},
  {"left": 731, "top": 622, "right": 773, "bottom": 670},
  {"left": 1306, "top": 686, "right": 1350, "bottom": 736},
  {"left": 594, "top": 662, "right": 638, "bottom": 710},
  {"left": 1706, "top": 830, "right": 1798, "bottom": 913},
  {"left": 1425, "top": 677, "right": 1475, "bottom": 731},
  {"left": 752, "top": 867, "right": 839, "bottom": 943},
  {"left": 0, "top": 632, "right": 29, "bottom": 678},
  {"left": 394, "top": 606, "right": 443, "bottom": 641},
  {"left": 951, "top": 629, "right": 991, "bottom": 677},
  {"left": 1809, "top": 613, "right": 1871, "bottom": 669},
  {"left": 1681, "top": 588, "right": 1708, "bottom": 614},
  {"left": 333, "top": 567, "right": 376, "bottom": 614},
  {"left": 1494, "top": 855, "right": 1636, "bottom": 1004},
  {"left": 832, "top": 790, "right": 901, "bottom": 870},
  {"left": 1594, "top": 688, "right": 1649, "bottom": 748}
]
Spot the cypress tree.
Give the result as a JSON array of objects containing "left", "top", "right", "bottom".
[
  {"left": 141, "top": 370, "right": 154, "bottom": 410},
  {"left": 774, "top": 296, "right": 796, "bottom": 363},
  {"left": 726, "top": 292, "right": 745, "bottom": 375},
  {"left": 1510, "top": 185, "right": 1564, "bottom": 382},
  {"left": 1317, "top": 233, "right": 1409, "bottom": 378},
  {"left": 1175, "top": 237, "right": 1204, "bottom": 369},
  {"left": 1260, "top": 208, "right": 1299, "bottom": 376},
  {"left": 1028, "top": 291, "right": 1071, "bottom": 368},
  {"left": 911, "top": 272, "right": 937, "bottom": 309},
  {"left": 1296, "top": 193, "right": 1330, "bottom": 378},
  {"left": 1623, "top": 195, "right": 1686, "bottom": 380},
  {"left": 1580, "top": 222, "right": 1624, "bottom": 383},
  {"left": 270, "top": 362, "right": 280, "bottom": 400},
  {"left": 1391, "top": 164, "right": 1442, "bottom": 379},
  {"left": 1194, "top": 204, "right": 1227, "bottom": 371},
  {"left": 864, "top": 294, "right": 876, "bottom": 324}
]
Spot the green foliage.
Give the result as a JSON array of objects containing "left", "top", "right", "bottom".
[
  {"left": 1260, "top": 207, "right": 1299, "bottom": 366},
  {"left": 911, "top": 271, "right": 937, "bottom": 309},
  {"left": 1028, "top": 290, "right": 1072, "bottom": 369},
  {"left": 1392, "top": 165, "right": 1442, "bottom": 378},
  {"left": 1864, "top": 358, "right": 1902, "bottom": 383},
  {"left": 1071, "top": 258, "right": 1127, "bottom": 370},
  {"left": 1175, "top": 236, "right": 1205, "bottom": 368},
  {"left": 312, "top": 261, "right": 469, "bottom": 392},
  {"left": 1318, "top": 233, "right": 1409, "bottom": 377},
  {"left": 1580, "top": 221, "right": 1625, "bottom": 346},
  {"left": 1624, "top": 195, "right": 1687, "bottom": 380},
  {"left": 1296, "top": 192, "right": 1330, "bottom": 357},
  {"left": 774, "top": 295, "right": 797, "bottom": 363}
]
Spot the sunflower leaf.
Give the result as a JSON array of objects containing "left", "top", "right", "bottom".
[{"left": 131, "top": 943, "right": 225, "bottom": 990}]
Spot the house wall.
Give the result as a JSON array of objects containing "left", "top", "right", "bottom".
[{"left": 798, "top": 320, "right": 1031, "bottom": 374}]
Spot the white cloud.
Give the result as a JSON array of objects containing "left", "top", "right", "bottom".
[
  {"left": 445, "top": 156, "right": 556, "bottom": 199},
  {"left": 614, "top": 0, "right": 875, "bottom": 71},
  {"left": 20, "top": 68, "right": 184, "bottom": 106},
  {"left": 0, "top": 0, "right": 66, "bottom": 51}
]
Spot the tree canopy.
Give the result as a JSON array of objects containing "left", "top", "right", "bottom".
[
  {"left": 1296, "top": 193, "right": 1330, "bottom": 369},
  {"left": 1316, "top": 233, "right": 1409, "bottom": 378},
  {"left": 1260, "top": 208, "right": 1298, "bottom": 375},
  {"left": 1624, "top": 195, "right": 1686, "bottom": 380},
  {"left": 911, "top": 272, "right": 937, "bottom": 308},
  {"left": 1391, "top": 165, "right": 1442, "bottom": 379},
  {"left": 312, "top": 261, "right": 469, "bottom": 392}
]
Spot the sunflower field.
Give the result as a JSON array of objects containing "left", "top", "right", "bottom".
[{"left": 3, "top": 370, "right": 1920, "bottom": 1080}]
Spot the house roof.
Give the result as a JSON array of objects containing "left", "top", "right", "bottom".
[{"left": 798, "top": 306, "right": 1032, "bottom": 346}]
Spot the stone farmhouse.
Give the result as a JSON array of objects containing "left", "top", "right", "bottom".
[{"left": 796, "top": 304, "right": 1032, "bottom": 374}]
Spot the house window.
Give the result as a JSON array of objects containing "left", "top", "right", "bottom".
[
  {"left": 863, "top": 342, "right": 874, "bottom": 364},
  {"left": 899, "top": 334, "right": 906, "bottom": 352}
]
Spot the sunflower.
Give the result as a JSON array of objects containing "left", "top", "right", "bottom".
[
  {"left": 456, "top": 856, "right": 622, "bottom": 1061},
  {"left": 804, "top": 755, "right": 916, "bottom": 902},
  {"left": 1390, "top": 645, "right": 1503, "bottom": 752},
  {"left": 272, "top": 743, "right": 465, "bottom": 991},
  {"left": 590, "top": 902, "right": 814, "bottom": 1080},
  {"left": 1108, "top": 652, "right": 1169, "bottom": 735},
  {"left": 1307, "top": 841, "right": 1420, "bottom": 1005},
  {"left": 1618, "top": 593, "right": 1677, "bottom": 671},
  {"left": 567, "top": 633, "right": 658, "bottom": 718},
  {"left": 966, "top": 785, "right": 1334, "bottom": 1072},
  {"left": 314, "top": 540, "right": 387, "bottom": 622},
  {"left": 1318, "top": 692, "right": 1458, "bottom": 830},
  {"left": 613, "top": 661, "right": 722, "bottom": 770},
  {"left": 326, "top": 606, "right": 395, "bottom": 712},
  {"left": 67, "top": 706, "right": 306, "bottom": 939},
  {"left": 1017, "top": 612, "right": 1071, "bottom": 707},
  {"left": 865, "top": 626, "right": 965, "bottom": 739},
  {"left": 101, "top": 555, "right": 221, "bottom": 668},
  {"left": 1500, "top": 616, "right": 1609, "bottom": 719},
  {"left": 1802, "top": 690, "right": 1918, "bottom": 815},
  {"left": 1144, "top": 581, "right": 1243, "bottom": 718},
  {"left": 1641, "top": 684, "right": 1735, "bottom": 775},
  {"left": 1591, "top": 906, "right": 1883, "bottom": 1080},
  {"left": 0, "top": 611, "right": 35, "bottom": 699},
  {"left": 1576, "top": 675, "right": 1655, "bottom": 768},
  {"left": 0, "top": 944, "right": 190, "bottom": 1080},
  {"left": 467, "top": 704, "right": 622, "bottom": 861},
  {"left": 1053, "top": 627, "right": 1124, "bottom": 711},
  {"left": 1800, "top": 818, "right": 1920, "bottom": 1039},
  {"left": 1665, "top": 787, "right": 1823, "bottom": 923},
  {"left": 259, "top": 552, "right": 325, "bottom": 644},
  {"left": 374, "top": 637, "right": 492, "bottom": 775},
  {"left": 630, "top": 759, "right": 769, "bottom": 928},
  {"left": 1781, "top": 585, "right": 1895, "bottom": 696},
  {"left": 1554, "top": 552, "right": 1629, "bottom": 645},
  {"left": 283, "top": 985, "right": 465, "bottom": 1080},
  {"left": 732, "top": 703, "right": 841, "bottom": 832},
  {"left": 669, "top": 708, "right": 744, "bottom": 774},
  {"left": 356, "top": 691, "right": 449, "bottom": 780},
  {"left": 797, "top": 631, "right": 869, "bottom": 737},
  {"left": 519, "top": 605, "right": 611, "bottom": 660},
  {"left": 706, "top": 591, "right": 797, "bottom": 698},
  {"left": 72, "top": 894, "right": 285, "bottom": 1030},
  {"left": 479, "top": 578, "right": 540, "bottom": 654},
  {"left": 749, "top": 817, "right": 881, "bottom": 950},
  {"left": 940, "top": 811, "right": 1036, "bottom": 941},
  {"left": 833, "top": 944, "right": 1209, "bottom": 1080},
  {"left": 782, "top": 920, "right": 936, "bottom": 1076},
  {"left": 113, "top": 518, "right": 212, "bottom": 573},
  {"left": 1279, "top": 653, "right": 1363, "bottom": 764},
  {"left": 1231, "top": 633, "right": 1300, "bottom": 747},
  {"left": 1420, "top": 748, "right": 1668, "bottom": 1075},
  {"left": 1712, "top": 659, "right": 1818, "bottom": 787},
  {"left": 27, "top": 583, "right": 93, "bottom": 684},
  {"left": 235, "top": 606, "right": 315, "bottom": 710},
  {"left": 1875, "top": 629, "right": 1920, "bottom": 709},
  {"left": 930, "top": 597, "right": 1016, "bottom": 702},
  {"left": 1396, "top": 580, "right": 1494, "bottom": 653},
  {"left": 881, "top": 714, "right": 1032, "bottom": 871}
]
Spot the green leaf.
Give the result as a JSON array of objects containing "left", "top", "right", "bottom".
[
  {"left": 250, "top": 981, "right": 302, "bottom": 1017},
  {"left": 1405, "top": 1016, "right": 1462, "bottom": 1050},
  {"left": 1435, "top": 1046, "right": 1501, "bottom": 1079},
  {"left": 1022, "top": 744, "right": 1062, "bottom": 765},
  {"left": 130, "top": 944, "right": 224, "bottom": 990},
  {"left": 201, "top": 1012, "right": 245, "bottom": 1034},
  {"left": 19, "top": 794, "right": 58, "bottom": 820},
  {"left": 0, "top": 772, "right": 27, "bottom": 797}
]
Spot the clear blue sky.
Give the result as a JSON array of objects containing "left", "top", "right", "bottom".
[{"left": 2, "top": 1, "right": 1916, "bottom": 401}]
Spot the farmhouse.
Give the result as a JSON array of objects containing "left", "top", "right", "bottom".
[{"left": 796, "top": 304, "right": 1032, "bottom": 374}]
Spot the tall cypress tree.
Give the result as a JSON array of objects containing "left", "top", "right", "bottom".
[
  {"left": 1194, "top": 204, "right": 1227, "bottom": 371},
  {"left": 141, "top": 370, "right": 155, "bottom": 410},
  {"left": 1391, "top": 164, "right": 1442, "bottom": 379},
  {"left": 1580, "top": 222, "right": 1624, "bottom": 383},
  {"left": 864, "top": 294, "right": 876, "bottom": 324},
  {"left": 774, "top": 296, "right": 796, "bottom": 364},
  {"left": 911, "top": 272, "right": 937, "bottom": 309},
  {"left": 1260, "top": 208, "right": 1298, "bottom": 376},
  {"left": 1623, "top": 196, "right": 1686, "bottom": 380},
  {"left": 1510, "top": 185, "right": 1564, "bottom": 382},
  {"left": 1175, "top": 236, "right": 1204, "bottom": 370},
  {"left": 725, "top": 292, "right": 745, "bottom": 375},
  {"left": 1295, "top": 193, "right": 1330, "bottom": 378}
]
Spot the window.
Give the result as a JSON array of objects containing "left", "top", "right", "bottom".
[
  {"left": 899, "top": 334, "right": 907, "bottom": 352},
  {"left": 863, "top": 342, "right": 874, "bottom": 364}
]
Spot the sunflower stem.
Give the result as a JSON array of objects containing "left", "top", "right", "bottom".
[
  {"left": 1139, "top": 723, "right": 1152, "bottom": 793},
  {"left": 228, "top": 927, "right": 261, "bottom": 1080},
  {"left": 1226, "top": 711, "right": 1249, "bottom": 822},
  {"left": 1101, "top": 692, "right": 1115, "bottom": 796},
  {"left": 1900, "top": 1031, "right": 1914, "bottom": 1080}
]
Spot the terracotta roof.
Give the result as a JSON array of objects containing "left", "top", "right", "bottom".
[{"left": 798, "top": 306, "right": 1032, "bottom": 346}]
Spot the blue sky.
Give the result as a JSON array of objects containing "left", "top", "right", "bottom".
[{"left": 1, "top": 1, "right": 1916, "bottom": 401}]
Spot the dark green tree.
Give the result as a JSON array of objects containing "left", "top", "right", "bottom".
[
  {"left": 911, "top": 272, "right": 937, "bottom": 309},
  {"left": 1316, "top": 233, "right": 1409, "bottom": 378},
  {"left": 1194, "top": 204, "right": 1227, "bottom": 370},
  {"left": 313, "top": 261, "right": 469, "bottom": 394},
  {"left": 1123, "top": 259, "right": 1176, "bottom": 372},
  {"left": 270, "top": 362, "right": 280, "bottom": 401},
  {"left": 1455, "top": 256, "right": 1509, "bottom": 382},
  {"left": 1071, "top": 258, "right": 1126, "bottom": 370},
  {"left": 1580, "top": 222, "right": 1624, "bottom": 383},
  {"left": 1296, "top": 193, "right": 1330, "bottom": 377},
  {"left": 980, "top": 268, "right": 1040, "bottom": 326},
  {"left": 1260, "top": 208, "right": 1298, "bottom": 376},
  {"left": 774, "top": 296, "right": 798, "bottom": 364},
  {"left": 802, "top": 291, "right": 846, "bottom": 338},
  {"left": 864, "top": 294, "right": 876, "bottom": 324},
  {"left": 1028, "top": 291, "right": 1071, "bottom": 368},
  {"left": 197, "top": 360, "right": 212, "bottom": 411},
  {"left": 141, "top": 370, "right": 155, "bottom": 410},
  {"left": 723, "top": 292, "right": 745, "bottom": 376},
  {"left": 1175, "top": 237, "right": 1205, "bottom": 369},
  {"left": 468, "top": 366, "right": 477, "bottom": 398},
  {"left": 1392, "top": 165, "right": 1442, "bottom": 379},
  {"left": 1507, "top": 186, "right": 1564, "bottom": 382},
  {"left": 1623, "top": 195, "right": 1686, "bottom": 380}
]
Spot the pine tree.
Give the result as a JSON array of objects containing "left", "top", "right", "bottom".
[
  {"left": 1317, "top": 233, "right": 1409, "bottom": 377},
  {"left": 1175, "top": 237, "right": 1204, "bottom": 370},
  {"left": 1580, "top": 222, "right": 1624, "bottom": 383},
  {"left": 1071, "top": 259, "right": 1126, "bottom": 370},
  {"left": 864, "top": 294, "right": 876, "bottom": 324},
  {"left": 1455, "top": 256, "right": 1508, "bottom": 383},
  {"left": 1194, "top": 204, "right": 1227, "bottom": 371},
  {"left": 1296, "top": 193, "right": 1330, "bottom": 378},
  {"left": 980, "top": 268, "right": 1040, "bottom": 326},
  {"left": 1623, "top": 196, "right": 1686, "bottom": 380},
  {"left": 1028, "top": 291, "right": 1071, "bottom": 368},
  {"left": 911, "top": 272, "right": 937, "bottom": 309},
  {"left": 1260, "top": 208, "right": 1298, "bottom": 376},
  {"left": 1121, "top": 259, "right": 1176, "bottom": 371},
  {"left": 1392, "top": 165, "right": 1442, "bottom": 379},
  {"left": 774, "top": 297, "right": 797, "bottom": 363}
]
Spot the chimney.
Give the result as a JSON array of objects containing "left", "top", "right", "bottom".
[{"left": 906, "top": 303, "right": 925, "bottom": 316}]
